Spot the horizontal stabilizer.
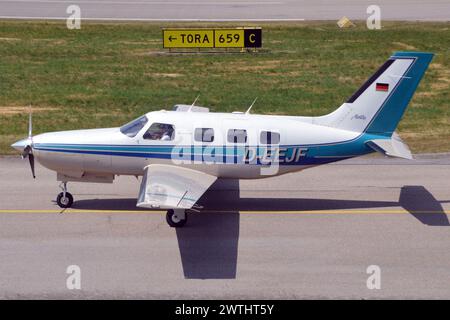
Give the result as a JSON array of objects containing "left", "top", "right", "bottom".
[{"left": 366, "top": 132, "right": 413, "bottom": 160}]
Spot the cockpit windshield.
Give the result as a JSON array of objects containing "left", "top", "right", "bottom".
[{"left": 120, "top": 115, "right": 148, "bottom": 137}]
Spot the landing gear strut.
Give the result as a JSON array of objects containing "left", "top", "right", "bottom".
[
  {"left": 56, "top": 182, "right": 73, "bottom": 208},
  {"left": 166, "top": 209, "right": 187, "bottom": 228}
]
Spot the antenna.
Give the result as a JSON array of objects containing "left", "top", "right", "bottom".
[
  {"left": 188, "top": 95, "right": 200, "bottom": 112},
  {"left": 28, "top": 104, "right": 32, "bottom": 139},
  {"left": 245, "top": 97, "right": 258, "bottom": 114}
]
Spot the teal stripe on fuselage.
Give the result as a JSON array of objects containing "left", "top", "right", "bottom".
[
  {"left": 34, "top": 133, "right": 385, "bottom": 165},
  {"left": 36, "top": 144, "right": 175, "bottom": 153}
]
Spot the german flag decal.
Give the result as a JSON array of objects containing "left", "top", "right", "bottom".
[{"left": 376, "top": 83, "right": 389, "bottom": 91}]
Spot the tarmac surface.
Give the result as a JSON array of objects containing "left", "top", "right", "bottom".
[
  {"left": 0, "top": 0, "right": 449, "bottom": 21},
  {"left": 0, "top": 155, "right": 449, "bottom": 299}
]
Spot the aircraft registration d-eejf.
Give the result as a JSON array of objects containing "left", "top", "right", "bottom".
[{"left": 12, "top": 51, "right": 433, "bottom": 227}]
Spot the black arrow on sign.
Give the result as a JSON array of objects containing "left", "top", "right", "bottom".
[{"left": 168, "top": 35, "right": 177, "bottom": 42}]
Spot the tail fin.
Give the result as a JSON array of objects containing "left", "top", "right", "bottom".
[{"left": 316, "top": 52, "right": 433, "bottom": 136}]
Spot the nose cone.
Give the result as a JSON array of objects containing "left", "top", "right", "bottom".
[{"left": 11, "top": 138, "right": 32, "bottom": 152}]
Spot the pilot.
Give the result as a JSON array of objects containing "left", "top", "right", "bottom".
[{"left": 160, "top": 125, "right": 173, "bottom": 141}]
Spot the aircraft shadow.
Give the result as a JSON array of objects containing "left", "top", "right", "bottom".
[
  {"left": 175, "top": 180, "right": 240, "bottom": 279},
  {"left": 72, "top": 198, "right": 148, "bottom": 210},
  {"left": 72, "top": 183, "right": 449, "bottom": 279},
  {"left": 399, "top": 185, "right": 450, "bottom": 226},
  {"left": 175, "top": 211, "right": 240, "bottom": 279}
]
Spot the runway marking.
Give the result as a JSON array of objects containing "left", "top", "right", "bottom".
[
  {"left": 0, "top": 0, "right": 285, "bottom": 4},
  {"left": 0, "top": 16, "right": 305, "bottom": 22},
  {"left": 0, "top": 209, "right": 449, "bottom": 215},
  {"left": 237, "top": 210, "right": 450, "bottom": 215},
  {"left": 0, "top": 209, "right": 163, "bottom": 214}
]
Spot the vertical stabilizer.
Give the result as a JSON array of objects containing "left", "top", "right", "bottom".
[{"left": 315, "top": 52, "right": 433, "bottom": 136}]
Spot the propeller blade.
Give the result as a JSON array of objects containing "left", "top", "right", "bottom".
[
  {"left": 11, "top": 106, "right": 36, "bottom": 179},
  {"left": 29, "top": 153, "right": 36, "bottom": 179},
  {"left": 22, "top": 145, "right": 32, "bottom": 159}
]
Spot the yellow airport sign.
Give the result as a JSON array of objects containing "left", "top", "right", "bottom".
[
  {"left": 163, "top": 29, "right": 214, "bottom": 48},
  {"left": 214, "top": 29, "right": 244, "bottom": 48},
  {"left": 163, "top": 28, "right": 262, "bottom": 49}
]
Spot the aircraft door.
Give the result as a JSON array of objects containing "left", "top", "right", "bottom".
[{"left": 139, "top": 121, "right": 190, "bottom": 166}]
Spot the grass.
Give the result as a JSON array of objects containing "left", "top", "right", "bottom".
[{"left": 0, "top": 20, "right": 449, "bottom": 154}]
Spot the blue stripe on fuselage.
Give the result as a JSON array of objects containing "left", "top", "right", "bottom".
[{"left": 33, "top": 133, "right": 383, "bottom": 166}]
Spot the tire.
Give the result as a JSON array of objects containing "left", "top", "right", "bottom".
[
  {"left": 166, "top": 209, "right": 187, "bottom": 228},
  {"left": 56, "top": 192, "right": 73, "bottom": 208}
]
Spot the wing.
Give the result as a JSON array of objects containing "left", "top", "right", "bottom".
[{"left": 136, "top": 164, "right": 217, "bottom": 209}]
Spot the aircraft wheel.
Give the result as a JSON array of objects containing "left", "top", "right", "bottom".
[
  {"left": 166, "top": 209, "right": 187, "bottom": 228},
  {"left": 56, "top": 192, "right": 73, "bottom": 208}
]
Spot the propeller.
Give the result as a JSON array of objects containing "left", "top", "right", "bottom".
[
  {"left": 23, "top": 145, "right": 35, "bottom": 179},
  {"left": 11, "top": 107, "right": 35, "bottom": 178}
]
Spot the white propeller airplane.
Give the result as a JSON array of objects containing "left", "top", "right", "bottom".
[{"left": 12, "top": 51, "right": 433, "bottom": 227}]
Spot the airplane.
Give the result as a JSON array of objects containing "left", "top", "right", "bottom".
[{"left": 11, "top": 51, "right": 433, "bottom": 227}]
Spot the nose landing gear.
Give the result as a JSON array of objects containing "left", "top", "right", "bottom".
[
  {"left": 56, "top": 182, "right": 73, "bottom": 208},
  {"left": 166, "top": 209, "right": 187, "bottom": 228}
]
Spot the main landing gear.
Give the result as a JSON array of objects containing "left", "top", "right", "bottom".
[
  {"left": 166, "top": 209, "right": 187, "bottom": 228},
  {"left": 56, "top": 182, "right": 73, "bottom": 208},
  {"left": 54, "top": 182, "right": 188, "bottom": 227}
]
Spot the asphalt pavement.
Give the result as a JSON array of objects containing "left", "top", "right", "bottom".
[
  {"left": 0, "top": 155, "right": 449, "bottom": 298},
  {"left": 0, "top": 0, "right": 449, "bottom": 21}
]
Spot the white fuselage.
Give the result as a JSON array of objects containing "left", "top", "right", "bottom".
[{"left": 31, "top": 110, "right": 367, "bottom": 181}]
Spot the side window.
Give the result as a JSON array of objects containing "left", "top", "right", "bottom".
[
  {"left": 260, "top": 131, "right": 280, "bottom": 144},
  {"left": 227, "top": 129, "right": 247, "bottom": 144},
  {"left": 194, "top": 128, "right": 214, "bottom": 142},
  {"left": 143, "top": 123, "right": 175, "bottom": 141}
]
